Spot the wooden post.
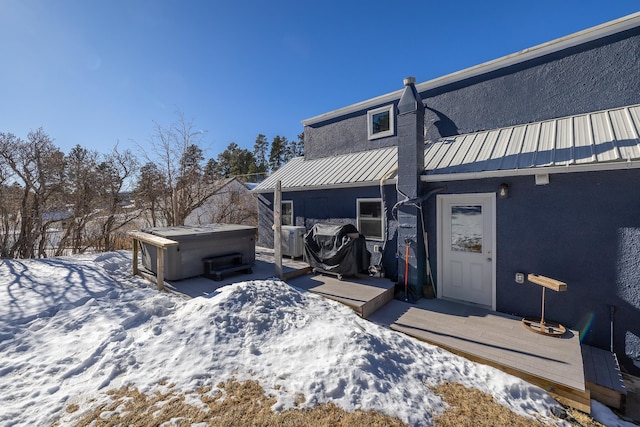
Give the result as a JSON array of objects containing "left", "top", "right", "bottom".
[
  {"left": 274, "top": 180, "right": 283, "bottom": 279},
  {"left": 132, "top": 238, "right": 139, "bottom": 276},
  {"left": 157, "top": 247, "right": 165, "bottom": 291}
]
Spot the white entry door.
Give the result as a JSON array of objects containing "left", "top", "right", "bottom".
[{"left": 438, "top": 194, "right": 495, "bottom": 309}]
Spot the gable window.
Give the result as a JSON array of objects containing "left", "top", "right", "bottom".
[
  {"left": 367, "top": 105, "right": 395, "bottom": 140},
  {"left": 357, "top": 198, "right": 383, "bottom": 241},
  {"left": 281, "top": 201, "right": 293, "bottom": 226}
]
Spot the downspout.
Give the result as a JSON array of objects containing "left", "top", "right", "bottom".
[{"left": 379, "top": 165, "right": 398, "bottom": 253}]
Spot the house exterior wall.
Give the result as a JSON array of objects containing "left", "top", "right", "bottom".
[
  {"left": 256, "top": 185, "right": 399, "bottom": 277},
  {"left": 423, "top": 168, "right": 640, "bottom": 373},
  {"left": 304, "top": 107, "right": 400, "bottom": 160},
  {"left": 304, "top": 27, "right": 640, "bottom": 160}
]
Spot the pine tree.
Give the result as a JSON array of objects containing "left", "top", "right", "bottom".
[{"left": 269, "top": 135, "right": 287, "bottom": 171}]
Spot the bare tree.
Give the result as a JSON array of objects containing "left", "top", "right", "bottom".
[
  {"left": 92, "top": 146, "right": 139, "bottom": 252},
  {"left": 55, "top": 145, "right": 100, "bottom": 255},
  {"left": 137, "top": 111, "right": 220, "bottom": 226},
  {"left": 0, "top": 129, "right": 65, "bottom": 258}
]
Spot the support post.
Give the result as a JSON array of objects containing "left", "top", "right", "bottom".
[
  {"left": 274, "top": 180, "right": 283, "bottom": 279},
  {"left": 132, "top": 238, "right": 139, "bottom": 276},
  {"left": 157, "top": 247, "right": 165, "bottom": 291}
]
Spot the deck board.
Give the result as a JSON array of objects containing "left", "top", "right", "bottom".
[
  {"left": 287, "top": 273, "right": 395, "bottom": 318},
  {"left": 582, "top": 345, "right": 626, "bottom": 409},
  {"left": 367, "top": 298, "right": 589, "bottom": 412}
]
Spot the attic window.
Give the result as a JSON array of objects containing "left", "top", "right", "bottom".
[{"left": 367, "top": 105, "right": 394, "bottom": 140}]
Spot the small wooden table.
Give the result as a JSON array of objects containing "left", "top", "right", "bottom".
[
  {"left": 522, "top": 273, "right": 567, "bottom": 337},
  {"left": 128, "top": 231, "right": 178, "bottom": 291}
]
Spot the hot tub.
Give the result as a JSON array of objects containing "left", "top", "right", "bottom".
[{"left": 139, "top": 224, "right": 256, "bottom": 281}]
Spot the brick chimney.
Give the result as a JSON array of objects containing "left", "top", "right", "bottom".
[{"left": 396, "top": 76, "right": 426, "bottom": 301}]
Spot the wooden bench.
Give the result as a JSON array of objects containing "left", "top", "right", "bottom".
[
  {"left": 128, "top": 231, "right": 178, "bottom": 291},
  {"left": 202, "top": 252, "right": 253, "bottom": 281}
]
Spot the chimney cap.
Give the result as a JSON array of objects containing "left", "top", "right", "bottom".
[{"left": 403, "top": 76, "right": 416, "bottom": 86}]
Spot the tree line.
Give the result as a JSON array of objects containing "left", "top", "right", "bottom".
[{"left": 0, "top": 112, "right": 303, "bottom": 259}]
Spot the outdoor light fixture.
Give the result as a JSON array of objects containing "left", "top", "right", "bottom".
[{"left": 499, "top": 183, "right": 509, "bottom": 199}]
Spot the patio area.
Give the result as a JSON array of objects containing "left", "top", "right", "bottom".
[
  {"left": 163, "top": 246, "right": 310, "bottom": 298},
  {"left": 151, "top": 247, "right": 636, "bottom": 414},
  {"left": 368, "top": 297, "right": 591, "bottom": 413}
]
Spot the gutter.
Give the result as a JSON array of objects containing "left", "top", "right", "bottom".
[{"left": 420, "top": 159, "right": 640, "bottom": 183}]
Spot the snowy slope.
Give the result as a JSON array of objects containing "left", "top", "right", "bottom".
[{"left": 0, "top": 251, "right": 631, "bottom": 426}]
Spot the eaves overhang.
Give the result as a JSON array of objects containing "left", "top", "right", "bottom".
[{"left": 421, "top": 159, "right": 640, "bottom": 183}]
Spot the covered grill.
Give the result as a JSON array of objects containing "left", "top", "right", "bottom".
[{"left": 303, "top": 223, "right": 370, "bottom": 279}]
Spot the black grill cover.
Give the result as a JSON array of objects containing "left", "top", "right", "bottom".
[{"left": 303, "top": 223, "right": 370, "bottom": 277}]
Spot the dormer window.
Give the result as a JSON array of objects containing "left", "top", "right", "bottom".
[{"left": 367, "top": 105, "right": 395, "bottom": 140}]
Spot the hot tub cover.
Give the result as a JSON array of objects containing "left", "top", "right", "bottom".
[{"left": 303, "top": 223, "right": 370, "bottom": 277}]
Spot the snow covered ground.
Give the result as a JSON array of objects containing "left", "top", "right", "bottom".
[{"left": 0, "top": 251, "right": 632, "bottom": 426}]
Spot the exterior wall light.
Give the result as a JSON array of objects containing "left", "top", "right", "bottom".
[{"left": 499, "top": 183, "right": 509, "bottom": 199}]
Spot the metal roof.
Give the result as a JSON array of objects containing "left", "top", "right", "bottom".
[
  {"left": 254, "top": 104, "right": 640, "bottom": 193},
  {"left": 423, "top": 104, "right": 640, "bottom": 181},
  {"left": 252, "top": 146, "right": 397, "bottom": 192}
]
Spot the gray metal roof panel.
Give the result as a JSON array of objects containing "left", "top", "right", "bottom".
[
  {"left": 252, "top": 147, "right": 398, "bottom": 192},
  {"left": 256, "top": 104, "right": 640, "bottom": 192},
  {"left": 535, "top": 121, "right": 556, "bottom": 167},
  {"left": 517, "top": 122, "right": 541, "bottom": 168},
  {"left": 425, "top": 103, "right": 640, "bottom": 177}
]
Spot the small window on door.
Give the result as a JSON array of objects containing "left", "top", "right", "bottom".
[
  {"left": 357, "top": 198, "right": 383, "bottom": 240},
  {"left": 450, "top": 205, "right": 482, "bottom": 253},
  {"left": 281, "top": 201, "right": 293, "bottom": 226}
]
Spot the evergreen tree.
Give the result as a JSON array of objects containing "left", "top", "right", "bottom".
[
  {"left": 213, "top": 142, "right": 257, "bottom": 179},
  {"left": 253, "top": 134, "right": 269, "bottom": 175},
  {"left": 268, "top": 135, "right": 287, "bottom": 171}
]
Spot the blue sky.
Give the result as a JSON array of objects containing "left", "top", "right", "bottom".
[{"left": 1, "top": 1, "right": 639, "bottom": 160}]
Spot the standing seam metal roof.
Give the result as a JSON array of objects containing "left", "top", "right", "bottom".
[
  {"left": 253, "top": 104, "right": 640, "bottom": 192},
  {"left": 252, "top": 146, "right": 398, "bottom": 192},
  {"left": 424, "top": 104, "right": 640, "bottom": 177}
]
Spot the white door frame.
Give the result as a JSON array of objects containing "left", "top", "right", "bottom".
[{"left": 436, "top": 193, "right": 497, "bottom": 311}]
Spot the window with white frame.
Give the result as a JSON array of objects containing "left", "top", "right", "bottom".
[
  {"left": 367, "top": 104, "right": 394, "bottom": 140},
  {"left": 281, "top": 201, "right": 293, "bottom": 226},
  {"left": 357, "top": 198, "right": 383, "bottom": 240}
]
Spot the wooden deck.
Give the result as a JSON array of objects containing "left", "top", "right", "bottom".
[
  {"left": 582, "top": 344, "right": 626, "bottom": 409},
  {"left": 368, "top": 298, "right": 590, "bottom": 413},
  {"left": 287, "top": 273, "right": 395, "bottom": 318}
]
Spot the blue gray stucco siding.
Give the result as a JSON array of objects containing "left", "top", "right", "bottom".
[
  {"left": 423, "top": 168, "right": 640, "bottom": 374},
  {"left": 304, "top": 27, "right": 640, "bottom": 161},
  {"left": 256, "top": 185, "right": 399, "bottom": 277}
]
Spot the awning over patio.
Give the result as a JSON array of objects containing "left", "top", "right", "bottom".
[{"left": 252, "top": 146, "right": 397, "bottom": 193}]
